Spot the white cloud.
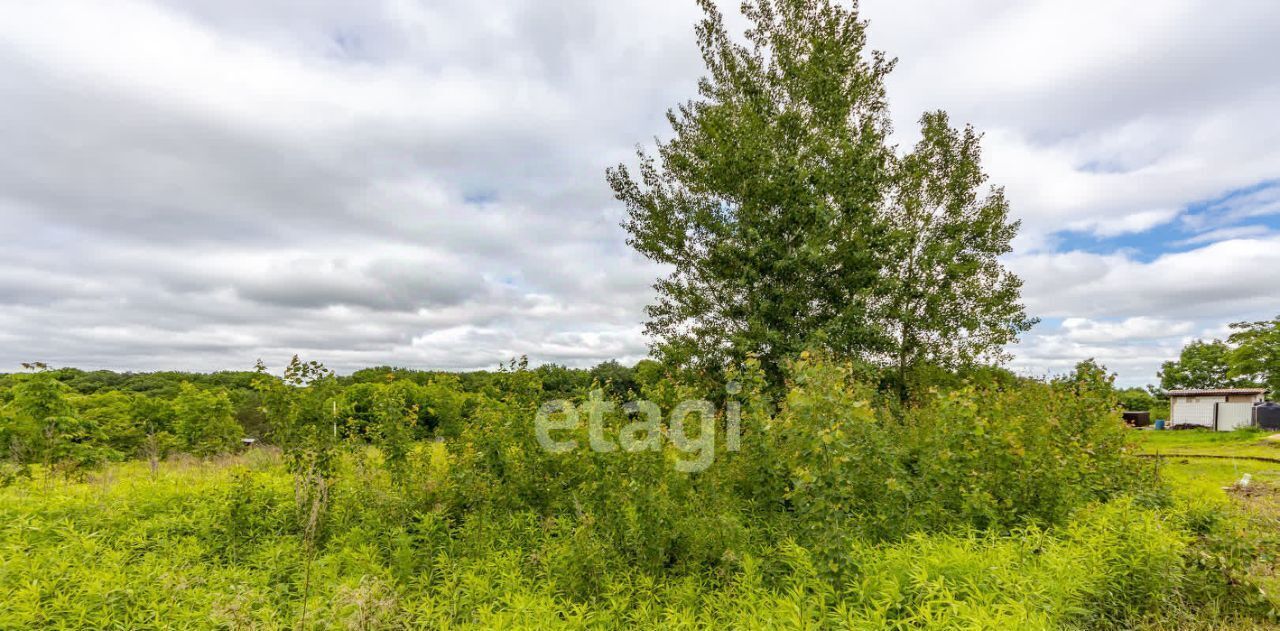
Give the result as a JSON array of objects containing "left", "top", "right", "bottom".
[
  {"left": 1065, "top": 209, "right": 1181, "bottom": 238},
  {"left": 864, "top": 0, "right": 1280, "bottom": 253},
  {"left": 1173, "top": 225, "right": 1274, "bottom": 247},
  {"left": 1181, "top": 185, "right": 1280, "bottom": 232},
  {"left": 1061, "top": 317, "right": 1194, "bottom": 344},
  {"left": 0, "top": 0, "right": 1278, "bottom": 387},
  {"left": 1008, "top": 327, "right": 1189, "bottom": 387},
  {"left": 1012, "top": 237, "right": 1280, "bottom": 321},
  {"left": 1008, "top": 236, "right": 1280, "bottom": 385}
]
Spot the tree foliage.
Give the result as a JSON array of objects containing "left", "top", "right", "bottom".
[
  {"left": 1117, "top": 387, "right": 1157, "bottom": 412},
  {"left": 1159, "top": 340, "right": 1233, "bottom": 390},
  {"left": 608, "top": 0, "right": 1033, "bottom": 394},
  {"left": 880, "top": 112, "right": 1035, "bottom": 396},
  {"left": 173, "top": 383, "right": 243, "bottom": 457},
  {"left": 1227, "top": 315, "right": 1280, "bottom": 395},
  {"left": 2, "top": 369, "right": 107, "bottom": 477}
]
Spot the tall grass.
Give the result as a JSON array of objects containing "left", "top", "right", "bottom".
[{"left": 1, "top": 357, "right": 1277, "bottom": 628}]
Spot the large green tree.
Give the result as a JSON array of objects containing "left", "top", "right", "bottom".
[
  {"left": 607, "top": 0, "right": 1032, "bottom": 391},
  {"left": 1227, "top": 316, "right": 1280, "bottom": 395},
  {"left": 2, "top": 369, "right": 107, "bottom": 476},
  {"left": 1158, "top": 339, "right": 1253, "bottom": 391},
  {"left": 878, "top": 112, "right": 1033, "bottom": 395}
]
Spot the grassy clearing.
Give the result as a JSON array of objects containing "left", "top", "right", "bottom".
[
  {"left": 1134, "top": 427, "right": 1280, "bottom": 460},
  {"left": 1126, "top": 427, "right": 1280, "bottom": 629},
  {"left": 1159, "top": 458, "right": 1280, "bottom": 500}
]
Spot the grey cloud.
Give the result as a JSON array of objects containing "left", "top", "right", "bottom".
[{"left": 0, "top": 0, "right": 1277, "bottom": 388}]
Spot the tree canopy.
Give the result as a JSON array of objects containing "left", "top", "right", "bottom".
[
  {"left": 608, "top": 0, "right": 1033, "bottom": 394},
  {"left": 1228, "top": 315, "right": 1280, "bottom": 394},
  {"left": 1159, "top": 339, "right": 1258, "bottom": 391},
  {"left": 1157, "top": 320, "right": 1280, "bottom": 398}
]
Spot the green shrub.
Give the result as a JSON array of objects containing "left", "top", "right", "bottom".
[
  {"left": 172, "top": 382, "right": 243, "bottom": 457},
  {"left": 902, "top": 376, "right": 1151, "bottom": 533}
]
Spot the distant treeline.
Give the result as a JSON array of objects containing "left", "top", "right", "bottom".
[
  {"left": 0, "top": 358, "right": 670, "bottom": 478},
  {"left": 0, "top": 358, "right": 659, "bottom": 401}
]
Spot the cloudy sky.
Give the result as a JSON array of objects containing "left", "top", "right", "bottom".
[{"left": 1, "top": 0, "right": 1278, "bottom": 386}]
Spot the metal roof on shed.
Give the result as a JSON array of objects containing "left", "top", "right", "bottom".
[{"left": 1165, "top": 388, "right": 1268, "bottom": 397}]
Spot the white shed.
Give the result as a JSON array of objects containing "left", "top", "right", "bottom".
[{"left": 1167, "top": 388, "right": 1267, "bottom": 431}]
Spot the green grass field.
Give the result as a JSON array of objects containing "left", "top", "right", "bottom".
[
  {"left": 1131, "top": 427, "right": 1280, "bottom": 628},
  {"left": 1133, "top": 427, "right": 1280, "bottom": 506},
  {"left": 1135, "top": 427, "right": 1280, "bottom": 461}
]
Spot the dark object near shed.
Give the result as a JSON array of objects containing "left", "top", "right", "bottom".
[
  {"left": 1123, "top": 411, "right": 1151, "bottom": 427},
  {"left": 1257, "top": 402, "right": 1280, "bottom": 430}
]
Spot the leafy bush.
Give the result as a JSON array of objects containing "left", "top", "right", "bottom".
[
  {"left": 1, "top": 370, "right": 111, "bottom": 478},
  {"left": 173, "top": 382, "right": 243, "bottom": 457},
  {"left": 760, "top": 354, "right": 1152, "bottom": 567}
]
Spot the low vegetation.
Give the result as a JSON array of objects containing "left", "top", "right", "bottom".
[
  {"left": 1136, "top": 426, "right": 1280, "bottom": 460},
  {"left": 1, "top": 356, "right": 1277, "bottom": 629}
]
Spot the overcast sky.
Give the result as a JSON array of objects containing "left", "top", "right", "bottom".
[{"left": 2, "top": 0, "right": 1278, "bottom": 386}]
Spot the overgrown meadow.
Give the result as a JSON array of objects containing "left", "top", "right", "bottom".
[{"left": 1, "top": 356, "right": 1276, "bottom": 629}]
